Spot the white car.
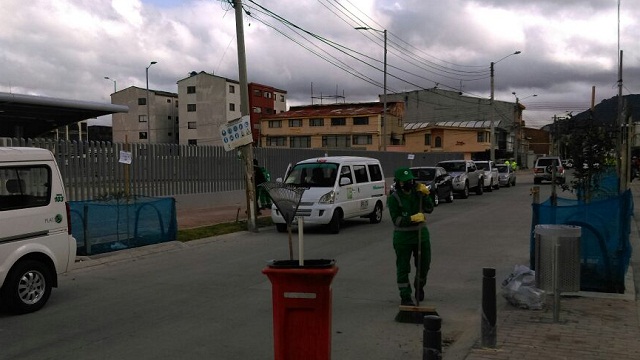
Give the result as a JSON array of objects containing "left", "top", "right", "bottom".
[
  {"left": 474, "top": 160, "right": 500, "bottom": 191},
  {"left": 271, "top": 156, "right": 386, "bottom": 234},
  {"left": 0, "top": 147, "right": 76, "bottom": 314}
]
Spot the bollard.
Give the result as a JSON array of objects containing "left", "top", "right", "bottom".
[
  {"left": 481, "top": 267, "right": 496, "bottom": 348},
  {"left": 423, "top": 315, "right": 442, "bottom": 360}
]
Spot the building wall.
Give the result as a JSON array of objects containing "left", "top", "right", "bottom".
[
  {"left": 403, "top": 127, "right": 490, "bottom": 159},
  {"left": 260, "top": 103, "right": 402, "bottom": 151},
  {"left": 177, "top": 72, "right": 241, "bottom": 146},
  {"left": 112, "top": 87, "right": 178, "bottom": 143}
]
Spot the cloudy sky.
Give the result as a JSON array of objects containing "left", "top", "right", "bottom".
[{"left": 1, "top": 0, "right": 637, "bottom": 128}]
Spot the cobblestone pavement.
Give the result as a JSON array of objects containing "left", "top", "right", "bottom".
[{"left": 465, "top": 296, "right": 640, "bottom": 360}]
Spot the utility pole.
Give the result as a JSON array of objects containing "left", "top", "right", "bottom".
[
  {"left": 617, "top": 50, "right": 626, "bottom": 193},
  {"left": 234, "top": 0, "right": 257, "bottom": 232}
]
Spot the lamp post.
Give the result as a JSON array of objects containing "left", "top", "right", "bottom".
[
  {"left": 512, "top": 92, "right": 536, "bottom": 166},
  {"left": 355, "top": 26, "right": 387, "bottom": 151},
  {"left": 104, "top": 77, "right": 116, "bottom": 93},
  {"left": 490, "top": 51, "right": 521, "bottom": 162},
  {"left": 146, "top": 61, "right": 157, "bottom": 143}
]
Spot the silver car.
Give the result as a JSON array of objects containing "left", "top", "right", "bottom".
[{"left": 496, "top": 164, "right": 516, "bottom": 187}]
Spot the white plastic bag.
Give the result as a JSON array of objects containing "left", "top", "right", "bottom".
[{"left": 501, "top": 265, "right": 546, "bottom": 310}]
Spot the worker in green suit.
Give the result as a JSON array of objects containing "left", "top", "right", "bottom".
[{"left": 387, "top": 167, "right": 434, "bottom": 306}]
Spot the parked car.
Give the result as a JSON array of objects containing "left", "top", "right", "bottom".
[
  {"left": 562, "top": 158, "right": 574, "bottom": 168},
  {"left": 533, "top": 156, "right": 565, "bottom": 184},
  {"left": 474, "top": 160, "right": 500, "bottom": 191},
  {"left": 495, "top": 164, "right": 516, "bottom": 187},
  {"left": 436, "top": 160, "right": 483, "bottom": 198},
  {"left": 409, "top": 166, "right": 454, "bottom": 206},
  {"left": 0, "top": 147, "right": 76, "bottom": 314},
  {"left": 271, "top": 156, "right": 386, "bottom": 234}
]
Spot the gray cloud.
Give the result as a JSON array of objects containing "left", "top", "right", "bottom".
[{"left": 0, "top": 0, "right": 637, "bottom": 129}]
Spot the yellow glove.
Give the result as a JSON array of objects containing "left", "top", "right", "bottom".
[
  {"left": 416, "top": 183, "right": 430, "bottom": 196},
  {"left": 410, "top": 213, "right": 425, "bottom": 223}
]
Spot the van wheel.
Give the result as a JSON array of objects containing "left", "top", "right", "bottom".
[
  {"left": 329, "top": 209, "right": 343, "bottom": 234},
  {"left": 276, "top": 223, "right": 287, "bottom": 233},
  {"left": 369, "top": 202, "right": 383, "bottom": 224},
  {"left": 1, "top": 260, "right": 52, "bottom": 314}
]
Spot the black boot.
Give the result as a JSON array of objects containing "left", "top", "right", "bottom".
[{"left": 401, "top": 298, "right": 415, "bottom": 306}]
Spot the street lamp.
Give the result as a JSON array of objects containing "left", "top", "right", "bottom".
[
  {"left": 490, "top": 51, "right": 521, "bottom": 162},
  {"left": 104, "top": 76, "right": 116, "bottom": 93},
  {"left": 512, "top": 92, "right": 537, "bottom": 165},
  {"left": 355, "top": 26, "right": 387, "bottom": 151},
  {"left": 146, "top": 61, "right": 157, "bottom": 143}
]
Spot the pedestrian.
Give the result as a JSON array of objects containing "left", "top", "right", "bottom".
[
  {"left": 387, "top": 167, "right": 434, "bottom": 306},
  {"left": 510, "top": 160, "right": 517, "bottom": 171},
  {"left": 253, "top": 159, "right": 267, "bottom": 214}
]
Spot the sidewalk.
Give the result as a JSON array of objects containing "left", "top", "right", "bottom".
[{"left": 460, "top": 181, "right": 640, "bottom": 360}]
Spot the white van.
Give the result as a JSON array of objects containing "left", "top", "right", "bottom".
[
  {"left": 271, "top": 156, "right": 386, "bottom": 234},
  {"left": 0, "top": 147, "right": 76, "bottom": 314}
]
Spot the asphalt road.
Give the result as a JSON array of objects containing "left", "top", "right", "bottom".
[{"left": 0, "top": 171, "right": 562, "bottom": 360}]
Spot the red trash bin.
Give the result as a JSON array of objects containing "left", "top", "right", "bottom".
[{"left": 262, "top": 259, "right": 339, "bottom": 360}]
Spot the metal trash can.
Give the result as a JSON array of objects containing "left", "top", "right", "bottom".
[{"left": 534, "top": 224, "right": 581, "bottom": 292}]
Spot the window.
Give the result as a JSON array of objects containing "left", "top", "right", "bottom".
[
  {"left": 280, "top": 94, "right": 285, "bottom": 102},
  {"left": 309, "top": 118, "right": 324, "bottom": 126},
  {"left": 353, "top": 117, "right": 369, "bottom": 125},
  {"left": 139, "top": 132, "right": 148, "bottom": 140},
  {"left": 253, "top": 89, "right": 261, "bottom": 97},
  {"left": 352, "top": 135, "right": 372, "bottom": 145},
  {"left": 229, "top": 84, "right": 235, "bottom": 93},
  {"left": 187, "top": 86, "right": 196, "bottom": 94},
  {"left": 188, "top": 139, "right": 198, "bottom": 145},
  {"left": 289, "top": 136, "right": 311, "bottom": 148},
  {"left": 167, "top": 99, "right": 172, "bottom": 103},
  {"left": 424, "top": 134, "right": 431, "bottom": 146},
  {"left": 264, "top": 91, "right": 272, "bottom": 98},
  {"left": 138, "top": 115, "right": 147, "bottom": 123},
  {"left": 187, "top": 104, "right": 197, "bottom": 112},
  {"left": 229, "top": 103, "right": 236, "bottom": 111},
  {"left": 0, "top": 166, "right": 51, "bottom": 211},
  {"left": 353, "top": 165, "right": 369, "bottom": 183},
  {"left": 322, "top": 135, "right": 350, "bottom": 148},
  {"left": 188, "top": 122, "right": 197, "bottom": 129},
  {"left": 289, "top": 119, "right": 302, "bottom": 127},
  {"left": 266, "top": 136, "right": 286, "bottom": 146},
  {"left": 167, "top": 116, "right": 172, "bottom": 120},
  {"left": 368, "top": 164, "right": 383, "bottom": 181},
  {"left": 252, "top": 107, "right": 262, "bottom": 113},
  {"left": 339, "top": 165, "right": 353, "bottom": 185},
  {"left": 477, "top": 131, "right": 486, "bottom": 142},
  {"left": 268, "top": 120, "right": 282, "bottom": 128},
  {"left": 265, "top": 108, "right": 273, "bottom": 114},
  {"left": 435, "top": 136, "right": 442, "bottom": 148},
  {"left": 331, "top": 117, "right": 346, "bottom": 126},
  {"left": 138, "top": 98, "right": 146, "bottom": 105}
]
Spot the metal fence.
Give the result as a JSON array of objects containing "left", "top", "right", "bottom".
[{"left": 2, "top": 138, "right": 462, "bottom": 201}]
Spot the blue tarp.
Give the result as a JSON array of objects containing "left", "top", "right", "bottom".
[
  {"left": 69, "top": 196, "right": 177, "bottom": 255},
  {"left": 531, "top": 188, "right": 633, "bottom": 293}
]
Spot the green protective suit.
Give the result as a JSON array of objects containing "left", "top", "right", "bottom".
[{"left": 387, "top": 188, "right": 434, "bottom": 302}]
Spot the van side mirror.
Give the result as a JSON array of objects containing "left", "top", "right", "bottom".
[{"left": 339, "top": 177, "right": 352, "bottom": 186}]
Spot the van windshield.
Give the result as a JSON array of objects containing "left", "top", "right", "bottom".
[{"left": 284, "top": 163, "right": 339, "bottom": 187}]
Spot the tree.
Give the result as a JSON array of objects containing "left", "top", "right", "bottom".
[{"left": 560, "top": 112, "right": 617, "bottom": 202}]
